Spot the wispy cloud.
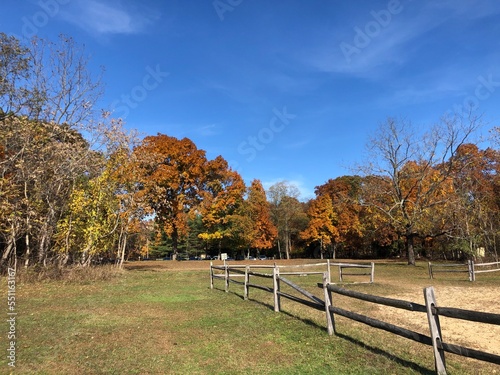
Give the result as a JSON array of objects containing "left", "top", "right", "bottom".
[
  {"left": 282, "top": 138, "right": 312, "bottom": 150},
  {"left": 302, "top": 1, "right": 500, "bottom": 79},
  {"left": 378, "top": 67, "right": 476, "bottom": 107},
  {"left": 60, "top": 0, "right": 160, "bottom": 36},
  {"left": 305, "top": 16, "right": 438, "bottom": 77},
  {"left": 195, "top": 124, "right": 218, "bottom": 137}
]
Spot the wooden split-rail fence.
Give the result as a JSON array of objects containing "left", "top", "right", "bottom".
[
  {"left": 210, "top": 261, "right": 500, "bottom": 374},
  {"left": 428, "top": 260, "right": 500, "bottom": 281},
  {"left": 210, "top": 260, "right": 373, "bottom": 313}
]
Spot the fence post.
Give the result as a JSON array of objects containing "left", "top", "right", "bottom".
[
  {"left": 273, "top": 264, "right": 281, "bottom": 312},
  {"left": 244, "top": 265, "right": 249, "bottom": 300},
  {"left": 323, "top": 272, "right": 335, "bottom": 335},
  {"left": 327, "top": 259, "right": 331, "bottom": 283},
  {"left": 224, "top": 263, "right": 229, "bottom": 293},
  {"left": 339, "top": 264, "right": 343, "bottom": 282},
  {"left": 370, "top": 262, "right": 375, "bottom": 283},
  {"left": 210, "top": 262, "right": 214, "bottom": 289},
  {"left": 428, "top": 262, "right": 433, "bottom": 279},
  {"left": 469, "top": 260, "right": 476, "bottom": 282},
  {"left": 424, "top": 286, "right": 447, "bottom": 375}
]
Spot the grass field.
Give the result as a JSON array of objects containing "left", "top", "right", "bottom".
[{"left": 1, "top": 259, "right": 499, "bottom": 374}]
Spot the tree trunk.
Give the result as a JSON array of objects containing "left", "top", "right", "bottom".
[
  {"left": 1, "top": 226, "right": 17, "bottom": 271},
  {"left": 172, "top": 227, "right": 178, "bottom": 260},
  {"left": 83, "top": 254, "right": 93, "bottom": 267},
  {"left": 81, "top": 241, "right": 92, "bottom": 266},
  {"left": 59, "top": 253, "right": 70, "bottom": 267},
  {"left": 407, "top": 233, "right": 416, "bottom": 266},
  {"left": 24, "top": 231, "right": 30, "bottom": 267},
  {"left": 119, "top": 232, "right": 127, "bottom": 269},
  {"left": 38, "top": 209, "right": 55, "bottom": 266},
  {"left": 38, "top": 227, "right": 47, "bottom": 265},
  {"left": 285, "top": 232, "right": 291, "bottom": 260}
]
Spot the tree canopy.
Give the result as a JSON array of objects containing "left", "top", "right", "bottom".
[{"left": 1, "top": 33, "right": 499, "bottom": 273}]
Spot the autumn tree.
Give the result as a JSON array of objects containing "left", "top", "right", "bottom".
[
  {"left": 361, "top": 114, "right": 481, "bottom": 265},
  {"left": 245, "top": 180, "right": 277, "bottom": 255},
  {"left": 133, "top": 134, "right": 207, "bottom": 259},
  {"left": 358, "top": 175, "right": 397, "bottom": 256},
  {"left": 56, "top": 155, "right": 119, "bottom": 266},
  {"left": 49, "top": 116, "right": 141, "bottom": 267},
  {"left": 226, "top": 209, "right": 255, "bottom": 256},
  {"left": 0, "top": 33, "right": 108, "bottom": 271},
  {"left": 0, "top": 115, "right": 93, "bottom": 268},
  {"left": 300, "top": 194, "right": 338, "bottom": 258},
  {"left": 198, "top": 156, "right": 245, "bottom": 255},
  {"left": 268, "top": 181, "right": 307, "bottom": 259},
  {"left": 448, "top": 144, "right": 500, "bottom": 259},
  {"left": 315, "top": 176, "right": 365, "bottom": 257},
  {"left": 91, "top": 122, "right": 144, "bottom": 268}
]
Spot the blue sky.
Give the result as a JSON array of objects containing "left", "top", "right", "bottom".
[{"left": 3, "top": 0, "right": 500, "bottom": 200}]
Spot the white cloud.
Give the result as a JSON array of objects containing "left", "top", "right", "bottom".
[
  {"left": 302, "top": 1, "right": 500, "bottom": 79},
  {"left": 60, "top": 0, "right": 160, "bottom": 36},
  {"left": 282, "top": 138, "right": 312, "bottom": 150},
  {"left": 196, "top": 124, "right": 218, "bottom": 137}
]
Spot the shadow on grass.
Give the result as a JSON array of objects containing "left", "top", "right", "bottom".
[
  {"left": 214, "top": 287, "right": 434, "bottom": 375},
  {"left": 335, "top": 331, "right": 435, "bottom": 375}
]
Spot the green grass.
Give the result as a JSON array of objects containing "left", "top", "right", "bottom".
[{"left": 1, "top": 262, "right": 499, "bottom": 374}]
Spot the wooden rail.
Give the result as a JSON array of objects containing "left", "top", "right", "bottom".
[
  {"left": 338, "top": 262, "right": 374, "bottom": 283},
  {"left": 428, "top": 260, "right": 500, "bottom": 281},
  {"left": 321, "top": 275, "right": 500, "bottom": 374},
  {"left": 470, "top": 260, "right": 500, "bottom": 281},
  {"left": 210, "top": 260, "right": 373, "bottom": 309},
  {"left": 210, "top": 261, "right": 332, "bottom": 311},
  {"left": 211, "top": 262, "right": 500, "bottom": 373},
  {"left": 210, "top": 260, "right": 374, "bottom": 290}
]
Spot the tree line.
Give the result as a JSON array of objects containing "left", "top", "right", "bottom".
[{"left": 1, "top": 34, "right": 499, "bottom": 271}]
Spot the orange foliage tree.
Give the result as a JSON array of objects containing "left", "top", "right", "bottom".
[
  {"left": 448, "top": 144, "right": 500, "bottom": 258},
  {"left": 314, "top": 176, "right": 365, "bottom": 257},
  {"left": 300, "top": 194, "right": 338, "bottom": 259},
  {"left": 133, "top": 134, "right": 207, "bottom": 258},
  {"left": 245, "top": 180, "right": 277, "bottom": 255}
]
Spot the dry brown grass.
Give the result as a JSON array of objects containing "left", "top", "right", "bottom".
[{"left": 17, "top": 264, "right": 124, "bottom": 284}]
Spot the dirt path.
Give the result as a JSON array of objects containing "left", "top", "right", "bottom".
[{"left": 382, "top": 285, "right": 500, "bottom": 356}]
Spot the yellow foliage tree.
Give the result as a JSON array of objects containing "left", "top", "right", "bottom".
[{"left": 301, "top": 194, "right": 338, "bottom": 259}]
